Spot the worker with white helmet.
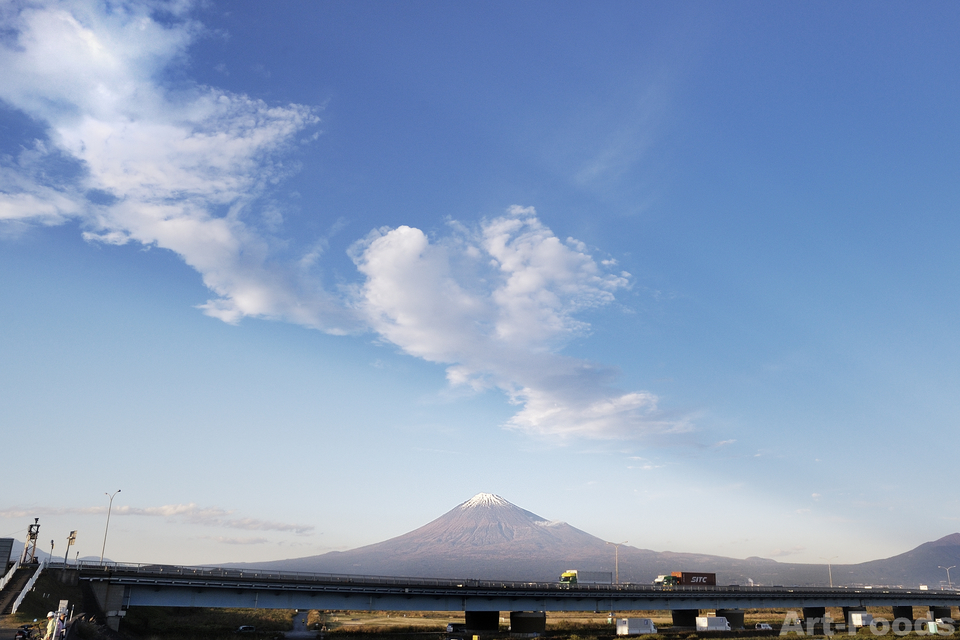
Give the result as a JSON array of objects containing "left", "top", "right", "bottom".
[{"left": 42, "top": 612, "right": 56, "bottom": 640}]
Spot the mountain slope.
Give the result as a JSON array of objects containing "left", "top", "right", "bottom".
[
  {"left": 246, "top": 493, "right": 618, "bottom": 579},
  {"left": 232, "top": 493, "right": 960, "bottom": 587},
  {"left": 840, "top": 533, "right": 960, "bottom": 587}
]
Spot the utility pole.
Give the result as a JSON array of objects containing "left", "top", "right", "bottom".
[
  {"left": 606, "top": 540, "right": 628, "bottom": 585},
  {"left": 821, "top": 556, "right": 838, "bottom": 588}
]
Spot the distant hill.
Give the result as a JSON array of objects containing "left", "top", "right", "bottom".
[
  {"left": 836, "top": 533, "right": 960, "bottom": 587},
  {"left": 227, "top": 492, "right": 960, "bottom": 588}
]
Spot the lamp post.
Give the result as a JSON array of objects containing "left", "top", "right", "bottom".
[
  {"left": 49, "top": 540, "right": 54, "bottom": 563},
  {"left": 820, "top": 556, "right": 838, "bottom": 588},
  {"left": 100, "top": 489, "right": 121, "bottom": 564},
  {"left": 64, "top": 531, "right": 77, "bottom": 565},
  {"left": 939, "top": 565, "right": 956, "bottom": 588},
  {"left": 606, "top": 540, "right": 628, "bottom": 585}
]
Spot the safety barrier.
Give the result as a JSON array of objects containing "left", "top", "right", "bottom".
[
  {"left": 11, "top": 559, "right": 45, "bottom": 614},
  {"left": 0, "top": 557, "right": 21, "bottom": 591}
]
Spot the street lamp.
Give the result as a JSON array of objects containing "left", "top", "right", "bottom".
[
  {"left": 606, "top": 540, "right": 628, "bottom": 585},
  {"left": 64, "top": 531, "right": 77, "bottom": 564},
  {"left": 939, "top": 565, "right": 956, "bottom": 589},
  {"left": 100, "top": 489, "right": 121, "bottom": 564},
  {"left": 820, "top": 556, "right": 838, "bottom": 588}
]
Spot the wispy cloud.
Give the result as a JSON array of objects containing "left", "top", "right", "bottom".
[
  {"left": 0, "top": 504, "right": 313, "bottom": 534},
  {"left": 0, "top": 0, "right": 353, "bottom": 332},
  {"left": 574, "top": 84, "right": 666, "bottom": 189},
  {"left": 769, "top": 546, "right": 806, "bottom": 558},
  {"left": 627, "top": 455, "right": 665, "bottom": 470},
  {"left": 197, "top": 536, "right": 270, "bottom": 545}
]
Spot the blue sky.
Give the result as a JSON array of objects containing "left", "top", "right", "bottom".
[{"left": 2, "top": 0, "right": 959, "bottom": 571}]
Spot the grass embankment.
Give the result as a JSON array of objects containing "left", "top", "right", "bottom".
[{"left": 3, "top": 570, "right": 88, "bottom": 625}]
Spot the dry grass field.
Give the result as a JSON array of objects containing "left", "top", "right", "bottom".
[{"left": 4, "top": 601, "right": 959, "bottom": 639}]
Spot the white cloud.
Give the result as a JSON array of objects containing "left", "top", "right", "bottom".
[
  {"left": 0, "top": 503, "right": 313, "bottom": 534},
  {"left": 352, "top": 206, "right": 688, "bottom": 439},
  {"left": 198, "top": 536, "right": 270, "bottom": 545},
  {"left": 0, "top": 0, "right": 354, "bottom": 332},
  {"left": 0, "top": 2, "right": 686, "bottom": 441},
  {"left": 769, "top": 545, "right": 806, "bottom": 558}
]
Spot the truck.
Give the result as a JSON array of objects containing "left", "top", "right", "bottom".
[
  {"left": 617, "top": 618, "right": 658, "bottom": 635},
  {"left": 848, "top": 612, "right": 873, "bottom": 628},
  {"left": 696, "top": 617, "right": 730, "bottom": 632},
  {"left": 654, "top": 572, "right": 717, "bottom": 587},
  {"left": 559, "top": 570, "right": 614, "bottom": 585}
]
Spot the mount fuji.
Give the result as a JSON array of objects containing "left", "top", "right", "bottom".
[
  {"left": 232, "top": 493, "right": 766, "bottom": 582},
  {"left": 230, "top": 493, "right": 960, "bottom": 587},
  {"left": 237, "top": 493, "right": 621, "bottom": 579}
]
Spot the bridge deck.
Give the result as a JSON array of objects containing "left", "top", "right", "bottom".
[{"left": 64, "top": 562, "right": 960, "bottom": 613}]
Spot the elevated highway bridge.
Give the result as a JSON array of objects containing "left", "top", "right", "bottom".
[{"left": 54, "top": 562, "right": 960, "bottom": 631}]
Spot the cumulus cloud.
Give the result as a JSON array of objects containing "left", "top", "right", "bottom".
[
  {"left": 0, "top": 0, "right": 353, "bottom": 332},
  {"left": 0, "top": 504, "right": 313, "bottom": 534},
  {"left": 351, "top": 206, "right": 687, "bottom": 438}
]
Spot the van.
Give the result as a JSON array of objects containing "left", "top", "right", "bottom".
[
  {"left": 696, "top": 617, "right": 730, "bottom": 632},
  {"left": 617, "top": 618, "right": 658, "bottom": 635}
]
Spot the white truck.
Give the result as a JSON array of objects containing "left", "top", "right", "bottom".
[
  {"left": 559, "top": 570, "right": 614, "bottom": 585},
  {"left": 617, "top": 618, "right": 658, "bottom": 635},
  {"left": 696, "top": 617, "right": 731, "bottom": 632},
  {"left": 848, "top": 612, "right": 873, "bottom": 628}
]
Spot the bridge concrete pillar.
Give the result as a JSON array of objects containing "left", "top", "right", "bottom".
[
  {"left": 672, "top": 609, "right": 698, "bottom": 628},
  {"left": 802, "top": 607, "right": 826, "bottom": 634},
  {"left": 465, "top": 610, "right": 500, "bottom": 632},
  {"left": 892, "top": 606, "right": 913, "bottom": 622},
  {"left": 716, "top": 609, "right": 744, "bottom": 630},
  {"left": 88, "top": 582, "right": 127, "bottom": 631},
  {"left": 510, "top": 611, "right": 546, "bottom": 634},
  {"left": 930, "top": 606, "right": 952, "bottom": 620},
  {"left": 801, "top": 607, "right": 825, "bottom": 621}
]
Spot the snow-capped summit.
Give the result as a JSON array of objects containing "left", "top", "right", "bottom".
[{"left": 459, "top": 492, "right": 511, "bottom": 510}]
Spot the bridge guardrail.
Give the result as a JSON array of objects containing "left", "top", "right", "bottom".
[{"left": 50, "top": 560, "right": 960, "bottom": 599}]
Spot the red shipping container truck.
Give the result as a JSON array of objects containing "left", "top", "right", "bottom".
[{"left": 654, "top": 571, "right": 717, "bottom": 586}]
